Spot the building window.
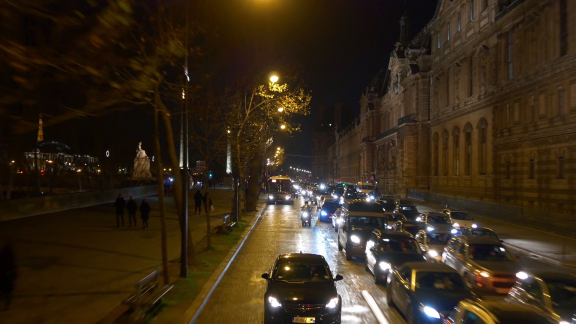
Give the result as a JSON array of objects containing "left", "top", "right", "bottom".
[
  {"left": 528, "top": 159, "right": 535, "bottom": 179},
  {"left": 478, "top": 119, "right": 487, "bottom": 175},
  {"left": 464, "top": 125, "right": 472, "bottom": 175},
  {"left": 433, "top": 133, "right": 439, "bottom": 176},
  {"left": 458, "top": 13, "right": 462, "bottom": 31},
  {"left": 505, "top": 161, "right": 511, "bottom": 179},
  {"left": 482, "top": 0, "right": 488, "bottom": 11},
  {"left": 508, "top": 31, "right": 514, "bottom": 80},
  {"left": 447, "top": 23, "right": 451, "bottom": 41},
  {"left": 468, "top": 56, "right": 474, "bottom": 97},
  {"left": 453, "top": 129, "right": 460, "bottom": 176},
  {"left": 470, "top": 0, "right": 475, "bottom": 21},
  {"left": 558, "top": 157, "right": 565, "bottom": 179},
  {"left": 443, "top": 131, "right": 449, "bottom": 176},
  {"left": 437, "top": 32, "right": 441, "bottom": 49},
  {"left": 560, "top": 0, "right": 568, "bottom": 56},
  {"left": 558, "top": 86, "right": 564, "bottom": 116}
]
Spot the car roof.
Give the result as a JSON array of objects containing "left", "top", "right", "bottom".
[
  {"left": 460, "top": 236, "right": 503, "bottom": 245},
  {"left": 402, "top": 262, "right": 458, "bottom": 272},
  {"left": 277, "top": 253, "right": 327, "bottom": 263}
]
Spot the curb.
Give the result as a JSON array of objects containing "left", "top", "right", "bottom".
[
  {"left": 410, "top": 198, "right": 576, "bottom": 269},
  {"left": 184, "top": 204, "right": 268, "bottom": 323},
  {"left": 503, "top": 242, "right": 576, "bottom": 269}
]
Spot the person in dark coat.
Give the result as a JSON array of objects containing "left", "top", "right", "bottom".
[
  {"left": 0, "top": 241, "right": 17, "bottom": 310},
  {"left": 114, "top": 194, "right": 126, "bottom": 227},
  {"left": 203, "top": 192, "right": 213, "bottom": 214},
  {"left": 126, "top": 196, "right": 138, "bottom": 227},
  {"left": 194, "top": 190, "right": 203, "bottom": 214},
  {"left": 140, "top": 199, "right": 151, "bottom": 229}
]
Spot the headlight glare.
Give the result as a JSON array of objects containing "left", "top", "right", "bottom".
[
  {"left": 479, "top": 271, "right": 490, "bottom": 278},
  {"left": 472, "top": 223, "right": 478, "bottom": 228},
  {"left": 422, "top": 306, "right": 440, "bottom": 319},
  {"left": 416, "top": 217, "right": 422, "bottom": 222},
  {"left": 326, "top": 297, "right": 339, "bottom": 308},
  {"left": 428, "top": 250, "right": 438, "bottom": 257},
  {"left": 451, "top": 229, "right": 458, "bottom": 234},
  {"left": 285, "top": 195, "right": 291, "bottom": 200},
  {"left": 321, "top": 210, "right": 327, "bottom": 216},
  {"left": 426, "top": 226, "right": 435, "bottom": 232},
  {"left": 516, "top": 271, "right": 529, "bottom": 280},
  {"left": 350, "top": 235, "right": 361, "bottom": 244},
  {"left": 268, "top": 296, "right": 282, "bottom": 308},
  {"left": 268, "top": 195, "right": 273, "bottom": 199},
  {"left": 453, "top": 222, "right": 460, "bottom": 228},
  {"left": 379, "top": 262, "right": 391, "bottom": 271}
]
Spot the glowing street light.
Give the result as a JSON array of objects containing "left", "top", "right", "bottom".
[
  {"left": 270, "top": 75, "right": 279, "bottom": 83},
  {"left": 278, "top": 107, "right": 284, "bottom": 112},
  {"left": 280, "top": 124, "right": 286, "bottom": 130}
]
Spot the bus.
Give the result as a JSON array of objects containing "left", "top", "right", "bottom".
[
  {"left": 357, "top": 181, "right": 375, "bottom": 194},
  {"left": 267, "top": 175, "right": 294, "bottom": 205}
]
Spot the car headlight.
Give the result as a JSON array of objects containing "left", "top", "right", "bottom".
[
  {"left": 428, "top": 250, "right": 439, "bottom": 257},
  {"left": 365, "top": 197, "right": 370, "bottom": 202},
  {"left": 317, "top": 195, "right": 321, "bottom": 200},
  {"left": 321, "top": 210, "right": 327, "bottom": 216},
  {"left": 326, "top": 297, "right": 339, "bottom": 308},
  {"left": 471, "top": 223, "right": 478, "bottom": 228},
  {"left": 453, "top": 222, "right": 460, "bottom": 228},
  {"left": 451, "top": 229, "right": 458, "bottom": 234},
  {"left": 516, "top": 271, "right": 529, "bottom": 280},
  {"left": 285, "top": 195, "right": 291, "bottom": 200},
  {"left": 379, "top": 262, "right": 391, "bottom": 271},
  {"left": 426, "top": 226, "right": 435, "bottom": 232},
  {"left": 559, "top": 321, "right": 570, "bottom": 324},
  {"left": 387, "top": 226, "right": 392, "bottom": 229},
  {"left": 302, "top": 212, "right": 309, "bottom": 217},
  {"left": 268, "top": 296, "right": 282, "bottom": 308},
  {"left": 268, "top": 195, "right": 273, "bottom": 199},
  {"left": 478, "top": 271, "right": 490, "bottom": 278},
  {"left": 350, "top": 235, "right": 361, "bottom": 244},
  {"left": 416, "top": 217, "right": 422, "bottom": 222},
  {"left": 421, "top": 306, "right": 440, "bottom": 319}
]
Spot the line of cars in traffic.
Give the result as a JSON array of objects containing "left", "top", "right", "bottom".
[{"left": 262, "top": 184, "right": 575, "bottom": 324}]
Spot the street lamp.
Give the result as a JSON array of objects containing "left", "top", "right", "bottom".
[
  {"left": 280, "top": 124, "right": 286, "bottom": 130},
  {"left": 278, "top": 107, "right": 284, "bottom": 112},
  {"left": 270, "top": 75, "right": 279, "bottom": 83}
]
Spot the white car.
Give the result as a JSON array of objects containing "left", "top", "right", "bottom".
[{"left": 442, "top": 209, "right": 478, "bottom": 229}]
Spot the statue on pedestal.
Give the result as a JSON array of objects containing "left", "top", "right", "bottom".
[{"left": 133, "top": 142, "right": 151, "bottom": 179}]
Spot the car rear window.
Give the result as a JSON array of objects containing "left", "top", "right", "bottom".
[
  {"left": 450, "top": 212, "right": 472, "bottom": 220},
  {"left": 348, "top": 204, "right": 384, "bottom": 213},
  {"left": 415, "top": 272, "right": 465, "bottom": 290},
  {"left": 379, "top": 238, "right": 420, "bottom": 253},
  {"left": 428, "top": 215, "right": 451, "bottom": 224},
  {"left": 274, "top": 262, "right": 331, "bottom": 282}
]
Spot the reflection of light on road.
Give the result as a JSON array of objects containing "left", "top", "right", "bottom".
[
  {"left": 342, "top": 305, "right": 371, "bottom": 313},
  {"left": 340, "top": 315, "right": 363, "bottom": 323},
  {"left": 362, "top": 290, "right": 389, "bottom": 324}
]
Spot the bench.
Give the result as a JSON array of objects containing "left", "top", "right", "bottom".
[
  {"left": 123, "top": 269, "right": 173, "bottom": 321},
  {"left": 216, "top": 214, "right": 236, "bottom": 234}
]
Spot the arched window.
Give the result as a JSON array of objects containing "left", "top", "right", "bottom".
[
  {"left": 464, "top": 123, "right": 473, "bottom": 175},
  {"left": 443, "top": 130, "right": 449, "bottom": 176},
  {"left": 433, "top": 133, "right": 440, "bottom": 176},
  {"left": 477, "top": 118, "right": 488, "bottom": 175},
  {"left": 453, "top": 127, "right": 460, "bottom": 176}
]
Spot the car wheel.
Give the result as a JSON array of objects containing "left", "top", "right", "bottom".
[
  {"left": 374, "top": 268, "right": 382, "bottom": 285},
  {"left": 364, "top": 260, "right": 370, "bottom": 272},
  {"left": 406, "top": 304, "right": 417, "bottom": 324},
  {"left": 345, "top": 245, "right": 352, "bottom": 261},
  {"left": 386, "top": 285, "right": 394, "bottom": 307}
]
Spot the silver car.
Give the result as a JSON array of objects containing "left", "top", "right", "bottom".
[
  {"left": 415, "top": 211, "right": 455, "bottom": 232},
  {"left": 414, "top": 229, "right": 454, "bottom": 262}
]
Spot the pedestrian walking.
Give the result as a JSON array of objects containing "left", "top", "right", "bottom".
[
  {"left": 203, "top": 192, "right": 213, "bottom": 214},
  {"left": 126, "top": 196, "right": 138, "bottom": 227},
  {"left": 0, "top": 241, "right": 17, "bottom": 311},
  {"left": 140, "top": 199, "right": 151, "bottom": 229},
  {"left": 194, "top": 190, "right": 203, "bottom": 214},
  {"left": 114, "top": 194, "right": 126, "bottom": 227}
]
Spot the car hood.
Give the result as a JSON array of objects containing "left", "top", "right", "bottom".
[
  {"left": 269, "top": 281, "right": 337, "bottom": 304},
  {"left": 474, "top": 260, "right": 522, "bottom": 273},
  {"left": 378, "top": 253, "right": 426, "bottom": 266},
  {"left": 415, "top": 289, "right": 468, "bottom": 312}
]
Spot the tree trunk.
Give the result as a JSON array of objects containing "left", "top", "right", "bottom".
[
  {"left": 154, "top": 105, "right": 170, "bottom": 285},
  {"left": 246, "top": 155, "right": 261, "bottom": 212}
]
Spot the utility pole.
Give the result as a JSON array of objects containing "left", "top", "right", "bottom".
[{"left": 180, "top": 7, "right": 190, "bottom": 278}]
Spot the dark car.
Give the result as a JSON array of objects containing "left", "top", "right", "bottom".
[
  {"left": 365, "top": 230, "right": 427, "bottom": 284},
  {"left": 387, "top": 262, "right": 469, "bottom": 324},
  {"left": 379, "top": 197, "right": 397, "bottom": 212},
  {"left": 332, "top": 188, "right": 345, "bottom": 199},
  {"left": 262, "top": 253, "right": 343, "bottom": 324},
  {"left": 337, "top": 200, "right": 386, "bottom": 260},
  {"left": 395, "top": 198, "right": 416, "bottom": 207},
  {"left": 393, "top": 219, "right": 429, "bottom": 238},
  {"left": 416, "top": 212, "right": 455, "bottom": 232},
  {"left": 394, "top": 204, "right": 420, "bottom": 220},
  {"left": 506, "top": 271, "right": 576, "bottom": 324},
  {"left": 319, "top": 200, "right": 340, "bottom": 223}
]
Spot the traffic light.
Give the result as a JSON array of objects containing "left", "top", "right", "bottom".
[{"left": 209, "top": 172, "right": 213, "bottom": 178}]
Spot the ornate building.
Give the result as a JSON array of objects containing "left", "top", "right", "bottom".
[{"left": 326, "top": 0, "right": 576, "bottom": 214}]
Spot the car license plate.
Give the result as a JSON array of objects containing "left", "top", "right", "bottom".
[{"left": 293, "top": 317, "right": 315, "bottom": 323}]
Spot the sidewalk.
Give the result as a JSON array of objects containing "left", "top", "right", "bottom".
[
  {"left": 0, "top": 189, "right": 238, "bottom": 324},
  {"left": 413, "top": 199, "right": 576, "bottom": 267}
]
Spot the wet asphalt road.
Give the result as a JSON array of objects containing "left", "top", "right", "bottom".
[{"left": 193, "top": 198, "right": 570, "bottom": 324}]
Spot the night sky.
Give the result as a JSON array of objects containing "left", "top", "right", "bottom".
[{"left": 44, "top": 0, "right": 439, "bottom": 173}]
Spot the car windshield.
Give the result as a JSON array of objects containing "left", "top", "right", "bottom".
[
  {"left": 468, "top": 244, "right": 511, "bottom": 261},
  {"left": 403, "top": 224, "right": 427, "bottom": 236},
  {"left": 399, "top": 206, "right": 416, "bottom": 212},
  {"left": 415, "top": 272, "right": 465, "bottom": 290},
  {"left": 468, "top": 229, "right": 499, "bottom": 239},
  {"left": 546, "top": 279, "right": 576, "bottom": 309},
  {"left": 322, "top": 202, "right": 339, "bottom": 211},
  {"left": 387, "top": 214, "right": 407, "bottom": 222},
  {"left": 349, "top": 216, "right": 385, "bottom": 228},
  {"left": 379, "top": 238, "right": 421, "bottom": 253},
  {"left": 348, "top": 204, "right": 384, "bottom": 213},
  {"left": 428, "top": 215, "right": 451, "bottom": 224},
  {"left": 274, "top": 262, "right": 331, "bottom": 282},
  {"left": 380, "top": 199, "right": 394, "bottom": 204},
  {"left": 450, "top": 212, "right": 472, "bottom": 220},
  {"left": 427, "top": 233, "right": 453, "bottom": 245}
]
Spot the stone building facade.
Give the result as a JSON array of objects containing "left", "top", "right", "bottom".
[{"left": 325, "top": 0, "right": 576, "bottom": 214}]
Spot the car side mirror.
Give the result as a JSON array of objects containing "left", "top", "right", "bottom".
[
  {"left": 334, "top": 274, "right": 343, "bottom": 281},
  {"left": 261, "top": 273, "right": 269, "bottom": 279}
]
